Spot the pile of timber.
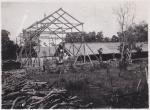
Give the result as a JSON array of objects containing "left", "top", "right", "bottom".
[{"left": 2, "top": 70, "right": 93, "bottom": 109}]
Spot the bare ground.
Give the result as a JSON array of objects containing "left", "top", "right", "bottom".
[{"left": 2, "top": 59, "right": 148, "bottom": 108}]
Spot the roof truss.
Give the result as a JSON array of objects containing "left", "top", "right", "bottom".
[{"left": 22, "top": 8, "right": 84, "bottom": 41}]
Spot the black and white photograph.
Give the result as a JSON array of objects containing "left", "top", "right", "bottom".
[{"left": 1, "top": 0, "right": 149, "bottom": 109}]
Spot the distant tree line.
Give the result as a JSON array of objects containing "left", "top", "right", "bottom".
[
  {"left": 65, "top": 31, "right": 116, "bottom": 43},
  {"left": 1, "top": 21, "right": 147, "bottom": 60},
  {"left": 65, "top": 21, "right": 148, "bottom": 43}
]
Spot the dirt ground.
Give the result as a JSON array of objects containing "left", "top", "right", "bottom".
[
  {"left": 2, "top": 58, "right": 148, "bottom": 108},
  {"left": 23, "top": 59, "right": 148, "bottom": 108}
]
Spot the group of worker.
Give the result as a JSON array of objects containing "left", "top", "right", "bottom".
[
  {"left": 42, "top": 42, "right": 69, "bottom": 71},
  {"left": 42, "top": 42, "right": 138, "bottom": 71},
  {"left": 55, "top": 42, "right": 70, "bottom": 64}
]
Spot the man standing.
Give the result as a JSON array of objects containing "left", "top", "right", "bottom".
[
  {"left": 57, "top": 42, "right": 65, "bottom": 64},
  {"left": 98, "top": 48, "right": 103, "bottom": 62}
]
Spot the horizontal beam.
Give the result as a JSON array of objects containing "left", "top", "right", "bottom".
[
  {"left": 56, "top": 12, "right": 81, "bottom": 32},
  {"left": 39, "top": 36, "right": 64, "bottom": 39},
  {"left": 28, "top": 12, "right": 66, "bottom": 40},
  {"left": 40, "top": 22, "right": 80, "bottom": 25},
  {"left": 41, "top": 31, "right": 66, "bottom": 34},
  {"left": 50, "top": 14, "right": 72, "bottom": 29}
]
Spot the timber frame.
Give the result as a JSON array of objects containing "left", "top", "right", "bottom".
[{"left": 18, "top": 8, "right": 99, "bottom": 67}]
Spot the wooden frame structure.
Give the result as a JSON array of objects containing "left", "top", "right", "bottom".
[{"left": 18, "top": 8, "right": 99, "bottom": 67}]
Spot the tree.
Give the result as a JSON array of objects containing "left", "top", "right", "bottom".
[
  {"left": 103, "top": 37, "right": 110, "bottom": 42},
  {"left": 2, "top": 30, "right": 10, "bottom": 41},
  {"left": 111, "top": 35, "right": 119, "bottom": 42},
  {"left": 134, "top": 21, "right": 148, "bottom": 42},
  {"left": 113, "top": 2, "right": 135, "bottom": 41},
  {"left": 1, "top": 29, "right": 19, "bottom": 60},
  {"left": 96, "top": 31, "right": 104, "bottom": 42},
  {"left": 113, "top": 2, "right": 136, "bottom": 62},
  {"left": 86, "top": 31, "right": 96, "bottom": 42}
]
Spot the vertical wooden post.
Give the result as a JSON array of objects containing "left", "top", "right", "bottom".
[
  {"left": 145, "top": 67, "right": 148, "bottom": 83},
  {"left": 87, "top": 53, "right": 93, "bottom": 66},
  {"left": 49, "top": 37, "right": 50, "bottom": 57},
  {"left": 38, "top": 37, "right": 41, "bottom": 67},
  {"left": 83, "top": 43, "right": 86, "bottom": 63},
  {"left": 29, "top": 39, "right": 32, "bottom": 66},
  {"left": 73, "top": 43, "right": 75, "bottom": 56}
]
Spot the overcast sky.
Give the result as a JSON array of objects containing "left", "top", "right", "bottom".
[{"left": 2, "top": 0, "right": 149, "bottom": 41}]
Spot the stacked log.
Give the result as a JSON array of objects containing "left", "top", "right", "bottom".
[{"left": 2, "top": 70, "right": 93, "bottom": 109}]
